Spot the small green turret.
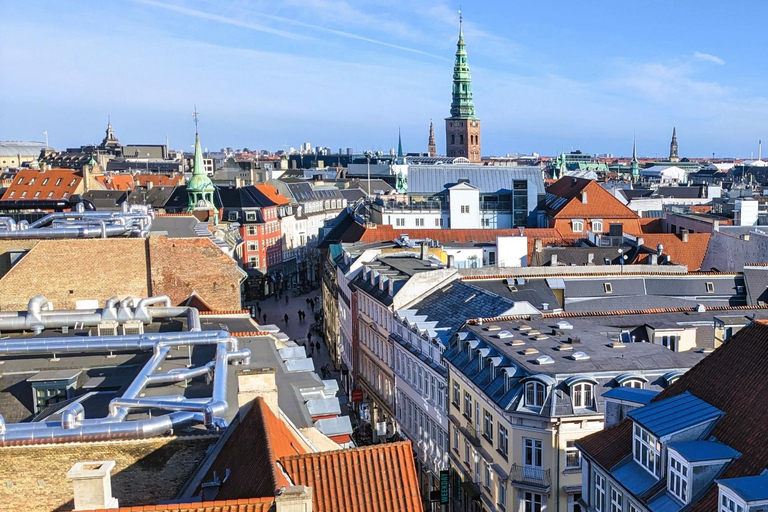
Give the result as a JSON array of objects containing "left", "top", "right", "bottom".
[{"left": 186, "top": 108, "right": 218, "bottom": 223}]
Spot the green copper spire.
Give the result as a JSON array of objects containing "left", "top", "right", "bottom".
[
  {"left": 450, "top": 9, "right": 475, "bottom": 119},
  {"left": 186, "top": 107, "right": 218, "bottom": 222},
  {"left": 397, "top": 128, "right": 403, "bottom": 159},
  {"left": 631, "top": 136, "right": 640, "bottom": 181}
]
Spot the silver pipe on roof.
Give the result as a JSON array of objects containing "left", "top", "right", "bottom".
[{"left": 61, "top": 402, "right": 85, "bottom": 430}]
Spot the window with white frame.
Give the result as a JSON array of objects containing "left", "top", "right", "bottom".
[
  {"left": 628, "top": 502, "right": 641, "bottom": 512},
  {"left": 572, "top": 382, "right": 594, "bottom": 408},
  {"left": 498, "top": 477, "right": 506, "bottom": 509},
  {"left": 464, "top": 440, "right": 470, "bottom": 465},
  {"left": 633, "top": 423, "right": 661, "bottom": 477},
  {"left": 668, "top": 454, "right": 689, "bottom": 503},
  {"left": 661, "top": 335, "right": 679, "bottom": 351},
  {"left": 396, "top": 218, "right": 405, "bottom": 227},
  {"left": 623, "top": 379, "right": 644, "bottom": 389},
  {"left": 720, "top": 491, "right": 745, "bottom": 512},
  {"left": 594, "top": 471, "right": 606, "bottom": 512},
  {"left": 498, "top": 424, "right": 508, "bottom": 458},
  {"left": 526, "top": 381, "right": 545, "bottom": 407},
  {"left": 415, "top": 218, "right": 424, "bottom": 226},
  {"left": 572, "top": 219, "right": 584, "bottom": 232},
  {"left": 464, "top": 391, "right": 472, "bottom": 420},
  {"left": 610, "top": 487, "right": 623, "bottom": 512},
  {"left": 565, "top": 440, "right": 581, "bottom": 469},
  {"left": 592, "top": 219, "right": 604, "bottom": 232},
  {"left": 483, "top": 409, "right": 493, "bottom": 442},
  {"left": 524, "top": 438, "right": 543, "bottom": 469},
  {"left": 461, "top": 205, "right": 470, "bottom": 213},
  {"left": 484, "top": 460, "right": 491, "bottom": 489},
  {"left": 453, "top": 426, "right": 459, "bottom": 453},
  {"left": 523, "top": 491, "right": 543, "bottom": 512}
]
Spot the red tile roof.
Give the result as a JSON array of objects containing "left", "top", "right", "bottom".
[
  {"left": 1, "top": 168, "right": 82, "bottom": 201},
  {"left": 280, "top": 441, "right": 422, "bottom": 512},
  {"left": 202, "top": 398, "right": 308, "bottom": 500},
  {"left": 576, "top": 420, "right": 632, "bottom": 471},
  {"left": 636, "top": 233, "right": 711, "bottom": 270},
  {"left": 545, "top": 178, "right": 640, "bottom": 219},
  {"left": 96, "top": 174, "right": 184, "bottom": 190},
  {"left": 82, "top": 497, "right": 275, "bottom": 512},
  {"left": 579, "top": 322, "right": 768, "bottom": 512},
  {"left": 253, "top": 184, "right": 290, "bottom": 206},
  {"left": 690, "top": 204, "right": 713, "bottom": 213}
]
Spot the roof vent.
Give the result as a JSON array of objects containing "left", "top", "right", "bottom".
[
  {"left": 610, "top": 342, "right": 626, "bottom": 349},
  {"left": 695, "top": 304, "right": 706, "bottom": 312},
  {"left": 511, "top": 339, "right": 525, "bottom": 346},
  {"left": 534, "top": 334, "right": 549, "bottom": 341},
  {"left": 698, "top": 347, "right": 715, "bottom": 354},
  {"left": 555, "top": 344, "right": 573, "bottom": 351},
  {"left": 486, "top": 324, "right": 501, "bottom": 331},
  {"left": 535, "top": 355, "right": 555, "bottom": 365},
  {"left": 497, "top": 330, "right": 513, "bottom": 339},
  {"left": 519, "top": 325, "right": 532, "bottom": 332},
  {"left": 556, "top": 321, "right": 573, "bottom": 330},
  {"left": 570, "top": 351, "right": 590, "bottom": 361},
  {"left": 567, "top": 337, "right": 582, "bottom": 344},
  {"left": 523, "top": 348, "right": 539, "bottom": 355}
]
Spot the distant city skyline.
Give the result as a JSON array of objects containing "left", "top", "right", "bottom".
[{"left": 3, "top": 0, "right": 768, "bottom": 158}]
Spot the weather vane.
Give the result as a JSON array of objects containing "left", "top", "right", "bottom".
[
  {"left": 193, "top": 105, "right": 199, "bottom": 133},
  {"left": 459, "top": 6, "right": 462, "bottom": 25}
]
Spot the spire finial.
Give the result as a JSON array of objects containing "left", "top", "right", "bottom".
[
  {"left": 458, "top": 6, "right": 463, "bottom": 36},
  {"left": 193, "top": 105, "right": 199, "bottom": 135}
]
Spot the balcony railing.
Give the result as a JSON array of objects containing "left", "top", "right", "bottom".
[
  {"left": 509, "top": 464, "right": 551, "bottom": 489},
  {"left": 464, "top": 420, "right": 481, "bottom": 447}
]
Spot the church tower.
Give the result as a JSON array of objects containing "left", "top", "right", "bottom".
[
  {"left": 428, "top": 119, "right": 436, "bottom": 157},
  {"left": 100, "top": 117, "right": 121, "bottom": 150},
  {"left": 631, "top": 137, "right": 640, "bottom": 182},
  {"left": 186, "top": 108, "right": 218, "bottom": 224},
  {"left": 669, "top": 127, "right": 679, "bottom": 162},
  {"left": 445, "top": 11, "right": 481, "bottom": 162}
]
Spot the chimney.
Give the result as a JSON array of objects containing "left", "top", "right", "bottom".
[
  {"left": 67, "top": 461, "right": 119, "bottom": 511},
  {"left": 534, "top": 238, "right": 544, "bottom": 253},
  {"left": 636, "top": 237, "right": 644, "bottom": 247},
  {"left": 550, "top": 254, "right": 558, "bottom": 266},
  {"left": 236, "top": 368, "right": 278, "bottom": 412},
  {"left": 587, "top": 253, "right": 594, "bottom": 265},
  {"left": 447, "top": 255, "right": 455, "bottom": 268},
  {"left": 146, "top": 180, "right": 154, "bottom": 190},
  {"left": 581, "top": 190, "right": 587, "bottom": 204},
  {"left": 650, "top": 254, "right": 658, "bottom": 265},
  {"left": 275, "top": 485, "right": 313, "bottom": 512},
  {"left": 420, "top": 241, "right": 428, "bottom": 260},
  {"left": 713, "top": 220, "right": 720, "bottom": 232},
  {"left": 681, "top": 229, "right": 689, "bottom": 242}
]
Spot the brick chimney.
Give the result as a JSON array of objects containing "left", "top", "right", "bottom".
[
  {"left": 581, "top": 190, "right": 587, "bottom": 204},
  {"left": 236, "top": 367, "right": 278, "bottom": 413},
  {"left": 681, "top": 229, "right": 689, "bottom": 242},
  {"left": 275, "top": 485, "right": 313, "bottom": 512},
  {"left": 67, "top": 461, "right": 119, "bottom": 511}
]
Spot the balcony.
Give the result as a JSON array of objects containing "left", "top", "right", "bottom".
[
  {"left": 463, "top": 420, "right": 481, "bottom": 448},
  {"left": 509, "top": 464, "right": 551, "bottom": 490}
]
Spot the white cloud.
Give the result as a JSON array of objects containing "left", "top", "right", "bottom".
[{"left": 693, "top": 51, "right": 725, "bottom": 65}]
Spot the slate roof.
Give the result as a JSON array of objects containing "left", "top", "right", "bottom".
[
  {"left": 317, "top": 208, "right": 367, "bottom": 249},
  {"left": 407, "top": 165, "right": 544, "bottom": 194},
  {"left": 578, "top": 321, "right": 768, "bottom": 512},
  {"left": 668, "top": 440, "right": 740, "bottom": 462},
  {"left": 280, "top": 441, "right": 422, "bottom": 512},
  {"left": 628, "top": 391, "right": 723, "bottom": 437},
  {"left": 743, "top": 265, "right": 768, "bottom": 305},
  {"left": 81, "top": 189, "right": 128, "bottom": 210},
  {"left": 126, "top": 185, "right": 181, "bottom": 209}
]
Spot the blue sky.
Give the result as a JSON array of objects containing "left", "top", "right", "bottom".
[{"left": 2, "top": 0, "right": 768, "bottom": 158}]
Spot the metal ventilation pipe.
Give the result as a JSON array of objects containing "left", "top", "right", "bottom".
[
  {"left": 0, "top": 414, "right": 5, "bottom": 434},
  {"left": 61, "top": 402, "right": 85, "bottom": 430}
]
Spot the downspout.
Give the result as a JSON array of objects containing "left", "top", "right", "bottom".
[{"left": 556, "top": 417, "right": 561, "bottom": 512}]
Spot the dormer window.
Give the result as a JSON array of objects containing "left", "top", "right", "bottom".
[
  {"left": 572, "top": 382, "right": 594, "bottom": 408},
  {"left": 623, "top": 379, "right": 644, "bottom": 389},
  {"left": 525, "top": 381, "right": 545, "bottom": 407},
  {"left": 572, "top": 219, "right": 584, "bottom": 232},
  {"left": 668, "top": 454, "right": 689, "bottom": 503},
  {"left": 720, "top": 494, "right": 744, "bottom": 512},
  {"left": 633, "top": 423, "right": 661, "bottom": 477}
]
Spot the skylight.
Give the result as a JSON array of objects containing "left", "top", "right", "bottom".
[
  {"left": 535, "top": 355, "right": 555, "bottom": 365},
  {"left": 497, "top": 330, "right": 513, "bottom": 339},
  {"left": 570, "top": 351, "right": 590, "bottom": 361}
]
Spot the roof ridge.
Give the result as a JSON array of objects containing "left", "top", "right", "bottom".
[{"left": 279, "top": 440, "right": 413, "bottom": 462}]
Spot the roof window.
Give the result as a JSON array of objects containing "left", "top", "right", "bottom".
[
  {"left": 497, "top": 330, "right": 513, "bottom": 339},
  {"left": 570, "top": 351, "right": 590, "bottom": 361},
  {"left": 535, "top": 355, "right": 554, "bottom": 365},
  {"left": 706, "top": 282, "right": 715, "bottom": 293},
  {"left": 604, "top": 282, "right": 613, "bottom": 294}
]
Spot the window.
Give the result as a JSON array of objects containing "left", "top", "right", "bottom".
[
  {"left": 572, "top": 220, "right": 584, "bottom": 232},
  {"left": 464, "top": 440, "right": 470, "bottom": 465},
  {"left": 483, "top": 409, "right": 493, "bottom": 442},
  {"left": 28, "top": 178, "right": 35, "bottom": 185},
  {"left": 523, "top": 492, "right": 543, "bottom": 512},
  {"left": 415, "top": 218, "right": 424, "bottom": 227},
  {"left": 461, "top": 205, "right": 470, "bottom": 213},
  {"left": 633, "top": 423, "right": 661, "bottom": 477},
  {"left": 628, "top": 503, "right": 641, "bottom": 512},
  {"left": 566, "top": 441, "right": 581, "bottom": 469},
  {"left": 525, "top": 381, "right": 545, "bottom": 407},
  {"left": 453, "top": 426, "right": 459, "bottom": 453},
  {"left": 594, "top": 472, "right": 606, "bottom": 512},
  {"left": 69, "top": 179, "right": 76, "bottom": 186},
  {"left": 55, "top": 178, "right": 62, "bottom": 186},
  {"left": 247, "top": 241, "right": 258, "bottom": 252},
  {"left": 524, "top": 438, "right": 543, "bottom": 469},
  {"left": 572, "top": 383, "right": 594, "bottom": 408},
  {"left": 720, "top": 492, "right": 745, "bottom": 512},
  {"left": 610, "top": 487, "right": 623, "bottom": 512},
  {"left": 706, "top": 282, "right": 715, "bottom": 293},
  {"left": 498, "top": 424, "right": 508, "bottom": 458},
  {"left": 435, "top": 218, "right": 441, "bottom": 226},
  {"left": 246, "top": 212, "right": 257, "bottom": 221},
  {"left": 668, "top": 454, "right": 689, "bottom": 503},
  {"left": 463, "top": 391, "right": 472, "bottom": 420},
  {"left": 17, "top": 178, "right": 23, "bottom": 184},
  {"left": 47, "top": 191, "right": 53, "bottom": 198},
  {"left": 453, "top": 382, "right": 461, "bottom": 407},
  {"left": 661, "top": 335, "right": 679, "bottom": 351},
  {"left": 604, "top": 282, "right": 613, "bottom": 294},
  {"left": 396, "top": 218, "right": 405, "bottom": 227},
  {"left": 593, "top": 219, "right": 603, "bottom": 232},
  {"left": 498, "top": 478, "right": 506, "bottom": 509},
  {"left": 34, "top": 191, "right": 40, "bottom": 198},
  {"left": 20, "top": 191, "right": 27, "bottom": 198},
  {"left": 8, "top": 191, "right": 14, "bottom": 198},
  {"left": 247, "top": 226, "right": 258, "bottom": 236},
  {"left": 228, "top": 211, "right": 239, "bottom": 221},
  {"left": 484, "top": 460, "right": 491, "bottom": 489},
  {"left": 623, "top": 379, "right": 644, "bottom": 389}
]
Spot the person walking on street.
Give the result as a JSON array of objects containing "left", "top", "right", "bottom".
[
  {"left": 263, "top": 313, "right": 267, "bottom": 324},
  {"left": 284, "top": 313, "right": 289, "bottom": 325},
  {"left": 257, "top": 305, "right": 262, "bottom": 317},
  {"left": 307, "top": 331, "right": 312, "bottom": 344},
  {"left": 315, "top": 341, "right": 320, "bottom": 353}
]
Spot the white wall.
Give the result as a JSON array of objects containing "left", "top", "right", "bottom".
[
  {"left": 448, "top": 186, "right": 481, "bottom": 229},
  {"left": 443, "top": 247, "right": 484, "bottom": 268},
  {"left": 496, "top": 236, "right": 528, "bottom": 267}
]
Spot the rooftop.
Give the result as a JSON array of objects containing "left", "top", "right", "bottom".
[{"left": 628, "top": 391, "right": 723, "bottom": 437}]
